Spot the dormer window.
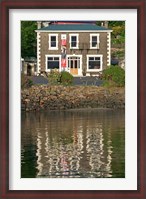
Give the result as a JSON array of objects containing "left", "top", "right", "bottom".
[
  {"left": 49, "top": 34, "right": 58, "bottom": 50},
  {"left": 69, "top": 34, "right": 79, "bottom": 49},
  {"left": 90, "top": 34, "right": 100, "bottom": 49}
]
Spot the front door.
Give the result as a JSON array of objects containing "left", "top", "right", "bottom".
[{"left": 68, "top": 56, "right": 80, "bottom": 75}]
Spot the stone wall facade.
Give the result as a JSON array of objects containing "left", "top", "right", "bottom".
[
  {"left": 21, "top": 85, "right": 125, "bottom": 111},
  {"left": 39, "top": 32, "right": 108, "bottom": 72}
]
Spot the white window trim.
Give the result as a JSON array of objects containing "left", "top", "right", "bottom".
[
  {"left": 45, "top": 55, "right": 61, "bottom": 72},
  {"left": 90, "top": 34, "right": 100, "bottom": 49},
  {"left": 87, "top": 55, "right": 103, "bottom": 72},
  {"left": 69, "top": 34, "right": 79, "bottom": 49},
  {"left": 48, "top": 34, "right": 58, "bottom": 50}
]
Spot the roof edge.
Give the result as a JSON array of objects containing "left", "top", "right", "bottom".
[{"left": 35, "top": 30, "right": 113, "bottom": 33}]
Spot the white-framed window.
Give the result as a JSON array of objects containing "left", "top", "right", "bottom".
[
  {"left": 46, "top": 55, "right": 61, "bottom": 71},
  {"left": 87, "top": 55, "right": 103, "bottom": 71},
  {"left": 90, "top": 34, "right": 100, "bottom": 49},
  {"left": 49, "top": 34, "right": 58, "bottom": 50},
  {"left": 69, "top": 34, "right": 79, "bottom": 49}
]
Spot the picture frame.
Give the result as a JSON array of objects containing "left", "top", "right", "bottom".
[{"left": 0, "top": 0, "right": 145, "bottom": 198}]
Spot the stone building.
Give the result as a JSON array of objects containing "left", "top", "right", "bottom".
[{"left": 36, "top": 22, "right": 112, "bottom": 76}]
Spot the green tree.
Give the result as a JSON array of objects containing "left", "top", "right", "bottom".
[
  {"left": 21, "top": 21, "right": 37, "bottom": 58},
  {"left": 96, "top": 21, "right": 125, "bottom": 36}
]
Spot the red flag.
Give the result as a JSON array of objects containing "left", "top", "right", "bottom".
[
  {"left": 61, "top": 39, "right": 66, "bottom": 46},
  {"left": 61, "top": 59, "right": 66, "bottom": 67}
]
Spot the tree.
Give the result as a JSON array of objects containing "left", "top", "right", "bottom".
[
  {"left": 21, "top": 21, "right": 37, "bottom": 58},
  {"left": 96, "top": 21, "right": 125, "bottom": 36}
]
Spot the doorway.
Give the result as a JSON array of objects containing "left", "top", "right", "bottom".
[
  {"left": 27, "top": 64, "right": 32, "bottom": 76},
  {"left": 68, "top": 56, "right": 81, "bottom": 76}
]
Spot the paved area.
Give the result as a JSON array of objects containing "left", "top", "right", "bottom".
[
  {"left": 30, "top": 76, "right": 103, "bottom": 86},
  {"left": 73, "top": 77, "right": 103, "bottom": 86},
  {"left": 30, "top": 76, "right": 49, "bottom": 85}
]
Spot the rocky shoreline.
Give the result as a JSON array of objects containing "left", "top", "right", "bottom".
[{"left": 21, "top": 85, "right": 125, "bottom": 111}]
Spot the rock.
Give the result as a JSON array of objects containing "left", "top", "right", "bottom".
[{"left": 21, "top": 85, "right": 125, "bottom": 111}]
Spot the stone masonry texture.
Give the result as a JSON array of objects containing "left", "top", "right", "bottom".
[
  {"left": 21, "top": 85, "right": 125, "bottom": 111},
  {"left": 40, "top": 32, "right": 108, "bottom": 71}
]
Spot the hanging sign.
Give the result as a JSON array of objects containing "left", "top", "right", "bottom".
[
  {"left": 61, "top": 34, "right": 67, "bottom": 46},
  {"left": 61, "top": 34, "right": 67, "bottom": 69},
  {"left": 61, "top": 59, "right": 66, "bottom": 68}
]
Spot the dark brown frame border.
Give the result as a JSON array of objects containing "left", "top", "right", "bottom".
[{"left": 0, "top": 0, "right": 145, "bottom": 198}]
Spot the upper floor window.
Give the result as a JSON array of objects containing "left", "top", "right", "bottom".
[
  {"left": 49, "top": 34, "right": 58, "bottom": 50},
  {"left": 69, "top": 34, "right": 79, "bottom": 49},
  {"left": 90, "top": 34, "right": 100, "bottom": 49}
]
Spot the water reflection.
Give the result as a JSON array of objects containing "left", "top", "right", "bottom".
[{"left": 21, "top": 109, "right": 125, "bottom": 178}]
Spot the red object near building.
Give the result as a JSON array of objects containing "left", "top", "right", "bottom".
[
  {"left": 61, "top": 39, "right": 66, "bottom": 46},
  {"left": 61, "top": 59, "right": 66, "bottom": 67}
]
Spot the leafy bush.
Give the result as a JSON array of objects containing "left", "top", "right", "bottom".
[
  {"left": 60, "top": 71, "right": 73, "bottom": 86},
  {"left": 21, "top": 74, "right": 33, "bottom": 89},
  {"left": 48, "top": 69, "right": 61, "bottom": 85},
  {"left": 112, "top": 50, "right": 125, "bottom": 59},
  {"left": 112, "top": 37, "right": 125, "bottom": 45},
  {"left": 102, "top": 66, "right": 125, "bottom": 87}
]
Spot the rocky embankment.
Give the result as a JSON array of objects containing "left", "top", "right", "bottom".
[{"left": 21, "top": 85, "right": 125, "bottom": 111}]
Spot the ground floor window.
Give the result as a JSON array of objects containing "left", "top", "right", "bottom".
[
  {"left": 87, "top": 55, "right": 103, "bottom": 71},
  {"left": 46, "top": 56, "right": 60, "bottom": 70}
]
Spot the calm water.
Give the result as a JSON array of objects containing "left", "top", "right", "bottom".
[{"left": 21, "top": 109, "right": 125, "bottom": 178}]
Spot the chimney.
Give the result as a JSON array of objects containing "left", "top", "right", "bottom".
[
  {"left": 37, "top": 21, "right": 42, "bottom": 29},
  {"left": 104, "top": 21, "right": 108, "bottom": 28},
  {"left": 42, "top": 22, "right": 49, "bottom": 27}
]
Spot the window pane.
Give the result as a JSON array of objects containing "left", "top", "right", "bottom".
[
  {"left": 70, "top": 60, "right": 73, "bottom": 68},
  {"left": 71, "top": 42, "right": 76, "bottom": 47},
  {"left": 71, "top": 36, "right": 77, "bottom": 47},
  {"left": 92, "top": 36, "right": 97, "bottom": 42},
  {"left": 48, "top": 61, "right": 59, "bottom": 69},
  {"left": 54, "top": 57, "right": 59, "bottom": 61},
  {"left": 95, "top": 57, "right": 100, "bottom": 61},
  {"left": 47, "top": 57, "right": 59, "bottom": 69},
  {"left": 51, "top": 36, "right": 56, "bottom": 47},
  {"left": 89, "top": 57, "right": 94, "bottom": 61},
  {"left": 71, "top": 36, "right": 76, "bottom": 42},
  {"left": 92, "top": 36, "right": 97, "bottom": 47},
  {"left": 89, "top": 58, "right": 100, "bottom": 69},
  {"left": 48, "top": 57, "right": 53, "bottom": 61},
  {"left": 92, "top": 41, "right": 97, "bottom": 47},
  {"left": 51, "top": 36, "right": 56, "bottom": 41},
  {"left": 51, "top": 41, "right": 56, "bottom": 47},
  {"left": 75, "top": 60, "right": 77, "bottom": 68}
]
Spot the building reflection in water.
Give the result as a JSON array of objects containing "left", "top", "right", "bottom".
[{"left": 21, "top": 110, "right": 125, "bottom": 178}]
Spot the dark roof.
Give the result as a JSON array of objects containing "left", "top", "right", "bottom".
[{"left": 38, "top": 24, "right": 111, "bottom": 31}]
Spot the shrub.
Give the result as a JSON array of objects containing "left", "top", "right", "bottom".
[
  {"left": 112, "top": 50, "right": 125, "bottom": 59},
  {"left": 101, "top": 66, "right": 125, "bottom": 87},
  {"left": 60, "top": 71, "right": 73, "bottom": 86},
  {"left": 48, "top": 69, "right": 61, "bottom": 85},
  {"left": 21, "top": 74, "right": 33, "bottom": 89}
]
